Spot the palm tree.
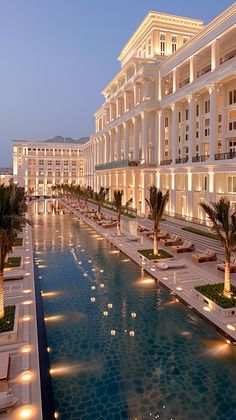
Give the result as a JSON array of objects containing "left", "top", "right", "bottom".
[
  {"left": 200, "top": 197, "right": 236, "bottom": 298},
  {"left": 145, "top": 187, "right": 169, "bottom": 256},
  {"left": 94, "top": 187, "right": 109, "bottom": 220},
  {"left": 0, "top": 183, "right": 31, "bottom": 319},
  {"left": 113, "top": 190, "right": 123, "bottom": 236}
]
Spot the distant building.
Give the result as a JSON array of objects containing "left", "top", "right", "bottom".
[
  {"left": 0, "top": 167, "right": 13, "bottom": 185},
  {"left": 13, "top": 136, "right": 89, "bottom": 195}
]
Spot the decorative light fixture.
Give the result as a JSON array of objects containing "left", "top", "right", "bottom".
[
  {"left": 110, "top": 330, "right": 116, "bottom": 336},
  {"left": 131, "top": 312, "right": 136, "bottom": 318},
  {"left": 103, "top": 311, "right": 108, "bottom": 316},
  {"left": 91, "top": 297, "right": 96, "bottom": 303},
  {"left": 129, "top": 331, "right": 135, "bottom": 336},
  {"left": 108, "top": 303, "right": 113, "bottom": 308}
]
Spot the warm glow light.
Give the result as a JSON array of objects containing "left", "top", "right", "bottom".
[
  {"left": 23, "top": 315, "right": 31, "bottom": 322},
  {"left": 20, "top": 345, "right": 31, "bottom": 354},
  {"left": 91, "top": 285, "right": 96, "bottom": 290},
  {"left": 108, "top": 303, "right": 113, "bottom": 308},
  {"left": 227, "top": 324, "right": 236, "bottom": 331},
  {"left": 100, "top": 283, "right": 105, "bottom": 288},
  {"left": 23, "top": 300, "right": 33, "bottom": 305},
  {"left": 131, "top": 312, "right": 136, "bottom": 318},
  {"left": 103, "top": 311, "right": 108, "bottom": 316},
  {"left": 100, "top": 269, "right": 104, "bottom": 273},
  {"left": 54, "top": 412, "right": 60, "bottom": 419},
  {"left": 129, "top": 331, "right": 135, "bottom": 336},
  {"left": 21, "top": 371, "right": 32, "bottom": 382},
  {"left": 19, "top": 407, "right": 33, "bottom": 419},
  {"left": 111, "top": 330, "right": 116, "bottom": 336},
  {"left": 23, "top": 289, "right": 32, "bottom": 294},
  {"left": 91, "top": 297, "right": 96, "bottom": 302},
  {"left": 176, "top": 287, "right": 182, "bottom": 291},
  {"left": 41, "top": 291, "right": 61, "bottom": 298},
  {"left": 203, "top": 306, "right": 211, "bottom": 312},
  {"left": 44, "top": 315, "right": 65, "bottom": 322}
]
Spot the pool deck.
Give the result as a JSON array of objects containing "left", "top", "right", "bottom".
[
  {"left": 0, "top": 223, "right": 42, "bottom": 420},
  {"left": 61, "top": 198, "right": 236, "bottom": 343}
]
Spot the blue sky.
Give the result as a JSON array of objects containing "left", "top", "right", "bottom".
[{"left": 0, "top": 0, "right": 233, "bottom": 166}]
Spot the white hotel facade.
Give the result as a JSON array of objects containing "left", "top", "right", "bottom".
[
  {"left": 89, "top": 3, "right": 236, "bottom": 221},
  {"left": 13, "top": 4, "right": 236, "bottom": 222}
]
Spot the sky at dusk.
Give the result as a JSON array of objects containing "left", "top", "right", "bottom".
[{"left": 0, "top": 0, "right": 234, "bottom": 166}]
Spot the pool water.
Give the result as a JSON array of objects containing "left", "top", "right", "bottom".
[{"left": 32, "top": 202, "right": 236, "bottom": 420}]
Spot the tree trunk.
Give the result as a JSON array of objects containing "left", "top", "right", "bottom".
[
  {"left": 117, "top": 211, "right": 121, "bottom": 236},
  {"left": 224, "top": 248, "right": 231, "bottom": 298},
  {"left": 0, "top": 245, "right": 5, "bottom": 319},
  {"left": 153, "top": 221, "right": 159, "bottom": 256}
]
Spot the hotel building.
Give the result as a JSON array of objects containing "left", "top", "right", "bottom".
[
  {"left": 92, "top": 3, "right": 236, "bottom": 221},
  {"left": 13, "top": 137, "right": 88, "bottom": 195}
]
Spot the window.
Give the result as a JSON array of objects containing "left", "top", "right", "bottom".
[
  {"left": 196, "top": 131, "right": 199, "bottom": 138},
  {"left": 205, "top": 118, "right": 210, "bottom": 127},
  {"left": 143, "top": 43, "right": 146, "bottom": 57},
  {"left": 218, "top": 114, "right": 222, "bottom": 123},
  {"left": 229, "top": 121, "right": 236, "bottom": 131},
  {"left": 171, "top": 35, "right": 177, "bottom": 53},
  {"left": 160, "top": 34, "right": 166, "bottom": 56},
  {"left": 164, "top": 139, "right": 168, "bottom": 145},
  {"left": 47, "top": 160, "right": 52, "bottom": 165},
  {"left": 183, "top": 37, "right": 189, "bottom": 44},
  {"left": 205, "top": 128, "right": 210, "bottom": 136},
  {"left": 56, "top": 161, "right": 60, "bottom": 165},
  {"left": 228, "top": 177, "right": 236, "bottom": 193},
  {"left": 205, "top": 100, "right": 210, "bottom": 113},
  {"left": 148, "top": 38, "right": 151, "bottom": 55},
  {"left": 185, "top": 134, "right": 188, "bottom": 141},
  {"left": 39, "top": 160, "right": 44, "bottom": 165},
  {"left": 179, "top": 136, "right": 181, "bottom": 143},
  {"left": 186, "top": 109, "right": 189, "bottom": 120},
  {"left": 164, "top": 117, "right": 168, "bottom": 128},
  {"left": 186, "top": 125, "right": 189, "bottom": 132},
  {"left": 178, "top": 112, "right": 181, "bottom": 123},
  {"left": 229, "top": 90, "right": 236, "bottom": 105},
  {"left": 203, "top": 176, "right": 208, "bottom": 191},
  {"left": 196, "top": 104, "right": 199, "bottom": 117}
]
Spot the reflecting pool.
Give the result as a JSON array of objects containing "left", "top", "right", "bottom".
[{"left": 32, "top": 201, "right": 236, "bottom": 420}]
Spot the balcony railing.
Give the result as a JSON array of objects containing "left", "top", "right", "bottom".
[
  {"left": 160, "top": 159, "right": 172, "bottom": 166},
  {"left": 220, "top": 48, "right": 236, "bottom": 65},
  {"left": 175, "top": 157, "right": 188, "bottom": 164},
  {"left": 214, "top": 151, "right": 236, "bottom": 161},
  {"left": 192, "top": 154, "right": 210, "bottom": 163},
  {"left": 197, "top": 64, "right": 211, "bottom": 78},
  {"left": 95, "top": 159, "right": 138, "bottom": 171},
  {"left": 179, "top": 77, "right": 190, "bottom": 88}
]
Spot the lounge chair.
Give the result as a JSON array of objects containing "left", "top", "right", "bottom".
[
  {"left": 3, "top": 270, "right": 25, "bottom": 281},
  {"left": 217, "top": 256, "right": 236, "bottom": 273},
  {"left": 160, "top": 235, "right": 182, "bottom": 247},
  {"left": 171, "top": 241, "right": 195, "bottom": 253},
  {"left": 145, "top": 230, "right": 154, "bottom": 237},
  {"left": 137, "top": 225, "right": 149, "bottom": 233},
  {"left": 0, "top": 353, "right": 10, "bottom": 381},
  {"left": 192, "top": 249, "right": 217, "bottom": 263},
  {"left": 102, "top": 221, "right": 117, "bottom": 229},
  {"left": 125, "top": 233, "right": 140, "bottom": 241},
  {"left": 149, "top": 230, "right": 169, "bottom": 241},
  {"left": 155, "top": 259, "right": 186, "bottom": 270},
  {"left": 0, "top": 389, "right": 18, "bottom": 413}
]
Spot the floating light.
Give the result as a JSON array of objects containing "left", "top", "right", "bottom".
[
  {"left": 108, "top": 303, "right": 113, "bottom": 308},
  {"left": 203, "top": 306, "right": 211, "bottom": 312},
  {"left": 83, "top": 273, "right": 88, "bottom": 277},
  {"left": 110, "top": 330, "right": 116, "bottom": 336},
  {"left": 103, "top": 311, "right": 108, "bottom": 316},
  {"left": 100, "top": 283, "right": 105, "bottom": 288},
  {"left": 91, "top": 285, "right": 96, "bottom": 290},
  {"left": 131, "top": 312, "right": 136, "bottom": 318},
  {"left": 19, "top": 407, "right": 33, "bottom": 419},
  {"left": 227, "top": 324, "right": 235, "bottom": 331},
  {"left": 100, "top": 269, "right": 104, "bottom": 273},
  {"left": 91, "top": 297, "right": 96, "bottom": 303},
  {"left": 176, "top": 287, "right": 182, "bottom": 291},
  {"left": 129, "top": 331, "right": 135, "bottom": 336}
]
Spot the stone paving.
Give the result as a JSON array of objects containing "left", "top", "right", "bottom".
[
  {"left": 0, "top": 224, "right": 42, "bottom": 420},
  {"left": 61, "top": 199, "right": 236, "bottom": 343}
]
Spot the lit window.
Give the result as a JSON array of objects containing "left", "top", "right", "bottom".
[
  {"left": 171, "top": 35, "right": 177, "bottom": 53},
  {"left": 229, "top": 90, "right": 236, "bottom": 105},
  {"left": 160, "top": 34, "right": 166, "bottom": 55}
]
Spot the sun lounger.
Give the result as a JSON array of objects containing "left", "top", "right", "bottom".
[
  {"left": 192, "top": 249, "right": 217, "bottom": 263},
  {"left": 0, "top": 353, "right": 10, "bottom": 381},
  {"left": 171, "top": 241, "right": 195, "bottom": 253},
  {"left": 145, "top": 230, "right": 154, "bottom": 237},
  {"left": 125, "top": 233, "right": 140, "bottom": 241},
  {"left": 155, "top": 259, "right": 186, "bottom": 270},
  {"left": 0, "top": 390, "right": 18, "bottom": 413},
  {"left": 3, "top": 270, "right": 25, "bottom": 281},
  {"left": 217, "top": 256, "right": 236, "bottom": 273},
  {"left": 102, "top": 221, "right": 117, "bottom": 228},
  {"left": 137, "top": 225, "right": 149, "bottom": 233},
  {"left": 149, "top": 230, "right": 169, "bottom": 241},
  {"left": 160, "top": 235, "right": 182, "bottom": 247}
]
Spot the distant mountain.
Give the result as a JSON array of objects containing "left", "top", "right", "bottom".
[{"left": 45, "top": 135, "right": 89, "bottom": 144}]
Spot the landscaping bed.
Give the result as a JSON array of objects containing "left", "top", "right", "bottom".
[
  {"left": 139, "top": 249, "right": 173, "bottom": 260},
  {"left": 195, "top": 283, "right": 236, "bottom": 308},
  {"left": 0, "top": 305, "right": 16, "bottom": 333},
  {"left": 4, "top": 256, "right": 22, "bottom": 268},
  {"left": 13, "top": 237, "right": 23, "bottom": 247},
  {"left": 182, "top": 226, "right": 217, "bottom": 240}
]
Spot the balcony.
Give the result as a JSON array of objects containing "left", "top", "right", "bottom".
[
  {"left": 197, "top": 64, "right": 211, "bottom": 78},
  {"left": 175, "top": 157, "right": 188, "bottom": 164},
  {"left": 192, "top": 154, "right": 210, "bottom": 163},
  {"left": 95, "top": 159, "right": 138, "bottom": 171},
  {"left": 214, "top": 151, "right": 236, "bottom": 161},
  {"left": 179, "top": 77, "right": 190, "bottom": 89},
  {"left": 160, "top": 159, "right": 172, "bottom": 166},
  {"left": 220, "top": 48, "right": 236, "bottom": 65}
]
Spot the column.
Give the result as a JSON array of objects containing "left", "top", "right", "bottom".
[
  {"left": 116, "top": 127, "right": 121, "bottom": 161},
  {"left": 124, "top": 91, "right": 128, "bottom": 113},
  {"left": 173, "top": 68, "right": 177, "bottom": 93},
  {"left": 116, "top": 98, "right": 120, "bottom": 118},
  {"left": 170, "top": 172, "right": 176, "bottom": 215},
  {"left": 187, "top": 172, "right": 193, "bottom": 218},
  {"left": 209, "top": 84, "right": 218, "bottom": 160},
  {"left": 124, "top": 121, "right": 129, "bottom": 160},
  {"left": 171, "top": 104, "right": 178, "bottom": 163},
  {"left": 211, "top": 39, "right": 220, "bottom": 71},
  {"left": 142, "top": 79, "right": 149, "bottom": 101},
  {"left": 156, "top": 171, "right": 161, "bottom": 189},
  {"left": 156, "top": 111, "right": 161, "bottom": 165},
  {"left": 134, "top": 84, "right": 138, "bottom": 106},
  {"left": 190, "top": 55, "right": 197, "bottom": 83},
  {"left": 132, "top": 172, "right": 137, "bottom": 210},
  {"left": 133, "top": 117, "right": 139, "bottom": 161},
  {"left": 188, "top": 95, "right": 196, "bottom": 162},
  {"left": 109, "top": 173, "right": 112, "bottom": 201},
  {"left": 159, "top": 110, "right": 165, "bottom": 164},
  {"left": 141, "top": 172, "right": 148, "bottom": 215},
  {"left": 123, "top": 172, "right": 127, "bottom": 203},
  {"left": 221, "top": 85, "right": 228, "bottom": 153},
  {"left": 105, "top": 132, "right": 110, "bottom": 163},
  {"left": 109, "top": 130, "right": 114, "bottom": 162},
  {"left": 141, "top": 111, "right": 149, "bottom": 163}
]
